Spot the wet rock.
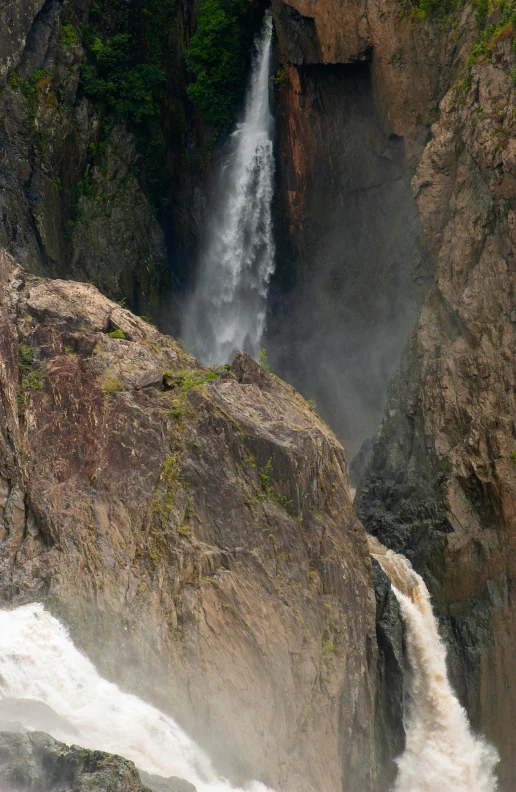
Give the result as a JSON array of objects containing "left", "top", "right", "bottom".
[
  {"left": 0, "top": 249, "right": 379, "bottom": 792},
  {"left": 140, "top": 772, "right": 196, "bottom": 792},
  {"left": 0, "top": 731, "right": 137, "bottom": 791},
  {"left": 357, "top": 30, "right": 516, "bottom": 792},
  {"left": 0, "top": 730, "right": 191, "bottom": 792},
  {"left": 371, "top": 560, "right": 405, "bottom": 788}
]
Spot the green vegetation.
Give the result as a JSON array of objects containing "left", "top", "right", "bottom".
[
  {"left": 186, "top": 0, "right": 263, "bottom": 135},
  {"left": 322, "top": 640, "right": 336, "bottom": 654},
  {"left": 271, "top": 66, "right": 289, "bottom": 90},
  {"left": 307, "top": 399, "right": 317, "bottom": 411},
  {"left": 164, "top": 367, "right": 220, "bottom": 423},
  {"left": 76, "top": 173, "right": 93, "bottom": 199},
  {"left": 19, "top": 343, "right": 35, "bottom": 368},
  {"left": 81, "top": 34, "right": 163, "bottom": 125},
  {"left": 180, "top": 369, "right": 219, "bottom": 392},
  {"left": 258, "top": 348, "right": 270, "bottom": 373},
  {"left": 108, "top": 328, "right": 126, "bottom": 339},
  {"left": 101, "top": 374, "right": 122, "bottom": 393},
  {"left": 257, "top": 457, "right": 293, "bottom": 510},
  {"left": 18, "top": 343, "right": 44, "bottom": 408},
  {"left": 78, "top": 0, "right": 177, "bottom": 207},
  {"left": 62, "top": 23, "right": 80, "bottom": 51}
]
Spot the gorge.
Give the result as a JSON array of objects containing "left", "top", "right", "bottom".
[{"left": 1, "top": 0, "right": 516, "bottom": 789}]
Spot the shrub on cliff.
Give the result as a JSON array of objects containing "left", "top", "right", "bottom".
[
  {"left": 186, "top": 0, "right": 262, "bottom": 135},
  {"left": 81, "top": 33, "right": 163, "bottom": 125},
  {"left": 79, "top": 0, "right": 175, "bottom": 208}
]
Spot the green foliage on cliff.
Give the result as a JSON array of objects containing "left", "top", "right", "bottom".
[
  {"left": 186, "top": 0, "right": 263, "bottom": 134},
  {"left": 81, "top": 33, "right": 163, "bottom": 125},
  {"left": 408, "top": 0, "right": 487, "bottom": 24},
  {"left": 79, "top": 0, "right": 177, "bottom": 207},
  {"left": 18, "top": 343, "right": 44, "bottom": 408}
]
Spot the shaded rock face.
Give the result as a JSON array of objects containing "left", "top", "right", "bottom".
[
  {"left": 0, "top": 0, "right": 211, "bottom": 324},
  {"left": 371, "top": 561, "right": 405, "bottom": 790},
  {"left": 268, "top": 0, "right": 478, "bottom": 457},
  {"left": 356, "top": 24, "right": 516, "bottom": 792},
  {"left": 266, "top": 58, "right": 418, "bottom": 455},
  {"left": 0, "top": 248, "right": 391, "bottom": 792},
  {"left": 0, "top": 0, "right": 166, "bottom": 317},
  {"left": 0, "top": 729, "right": 194, "bottom": 792}
]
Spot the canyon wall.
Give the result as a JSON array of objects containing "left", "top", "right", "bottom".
[
  {"left": 271, "top": 0, "right": 516, "bottom": 788},
  {"left": 4, "top": 0, "right": 516, "bottom": 788},
  {"left": 267, "top": 0, "right": 476, "bottom": 455},
  {"left": 0, "top": 248, "right": 393, "bottom": 791},
  {"left": 357, "top": 41, "right": 516, "bottom": 790},
  {"left": 0, "top": 0, "right": 210, "bottom": 324}
]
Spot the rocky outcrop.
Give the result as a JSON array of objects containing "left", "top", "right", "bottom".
[
  {"left": 356, "top": 17, "right": 516, "bottom": 792},
  {"left": 0, "top": 730, "right": 195, "bottom": 792},
  {"left": 0, "top": 247, "right": 390, "bottom": 792}
]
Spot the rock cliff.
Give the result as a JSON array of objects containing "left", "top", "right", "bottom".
[
  {"left": 0, "top": 247, "right": 391, "bottom": 792},
  {"left": 0, "top": 724, "right": 196, "bottom": 792},
  {"left": 267, "top": 0, "right": 477, "bottom": 454},
  {"left": 0, "top": 730, "right": 194, "bottom": 792},
  {"left": 347, "top": 5, "right": 516, "bottom": 791},
  {"left": 266, "top": 0, "right": 516, "bottom": 787},
  {"left": 0, "top": 0, "right": 214, "bottom": 325}
]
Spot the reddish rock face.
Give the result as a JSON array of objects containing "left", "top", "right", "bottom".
[
  {"left": 354, "top": 17, "right": 516, "bottom": 792},
  {"left": 0, "top": 249, "right": 384, "bottom": 792},
  {"left": 271, "top": 0, "right": 516, "bottom": 788},
  {"left": 267, "top": 0, "right": 480, "bottom": 457}
]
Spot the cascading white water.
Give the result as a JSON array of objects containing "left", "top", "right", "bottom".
[
  {"left": 368, "top": 536, "right": 499, "bottom": 792},
  {"left": 183, "top": 14, "right": 275, "bottom": 366},
  {"left": 0, "top": 603, "right": 272, "bottom": 792}
]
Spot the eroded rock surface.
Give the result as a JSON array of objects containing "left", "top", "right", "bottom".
[
  {"left": 357, "top": 22, "right": 516, "bottom": 792},
  {"left": 0, "top": 730, "right": 193, "bottom": 792},
  {"left": 0, "top": 248, "right": 387, "bottom": 792}
]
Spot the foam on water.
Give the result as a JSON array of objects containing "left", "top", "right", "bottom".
[
  {"left": 0, "top": 603, "right": 272, "bottom": 792},
  {"left": 369, "top": 536, "right": 499, "bottom": 792}
]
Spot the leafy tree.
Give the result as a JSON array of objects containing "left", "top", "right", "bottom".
[{"left": 186, "top": 0, "right": 262, "bottom": 135}]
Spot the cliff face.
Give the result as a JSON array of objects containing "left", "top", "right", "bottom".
[
  {"left": 357, "top": 43, "right": 516, "bottom": 789},
  {"left": 268, "top": 0, "right": 476, "bottom": 455},
  {"left": 0, "top": 0, "right": 211, "bottom": 324},
  {"left": 270, "top": 0, "right": 516, "bottom": 787},
  {"left": 0, "top": 247, "right": 388, "bottom": 792}
]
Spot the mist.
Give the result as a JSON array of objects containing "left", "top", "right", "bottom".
[{"left": 266, "top": 62, "right": 420, "bottom": 463}]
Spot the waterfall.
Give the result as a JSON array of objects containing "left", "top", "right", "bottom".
[
  {"left": 0, "top": 603, "right": 272, "bottom": 792},
  {"left": 183, "top": 14, "right": 275, "bottom": 366},
  {"left": 368, "top": 536, "right": 499, "bottom": 792}
]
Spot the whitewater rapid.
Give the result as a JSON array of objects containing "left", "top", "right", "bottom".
[
  {"left": 0, "top": 603, "right": 272, "bottom": 792},
  {"left": 0, "top": 551, "right": 500, "bottom": 792},
  {"left": 368, "top": 536, "right": 499, "bottom": 792},
  {"left": 183, "top": 14, "right": 275, "bottom": 365}
]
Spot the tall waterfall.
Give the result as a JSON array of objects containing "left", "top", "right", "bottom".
[
  {"left": 368, "top": 536, "right": 499, "bottom": 792},
  {"left": 0, "top": 604, "right": 272, "bottom": 792},
  {"left": 183, "top": 15, "right": 275, "bottom": 366}
]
